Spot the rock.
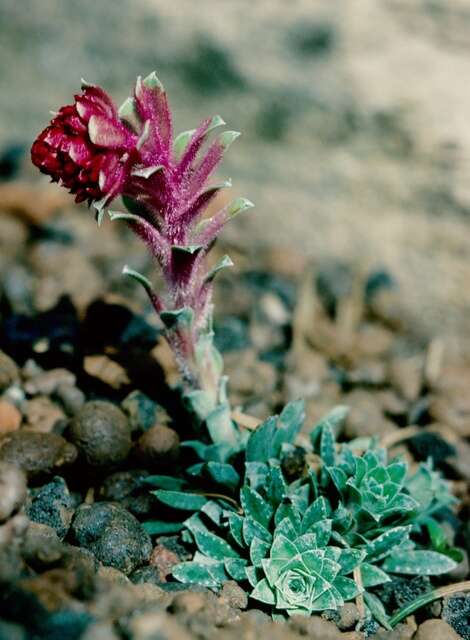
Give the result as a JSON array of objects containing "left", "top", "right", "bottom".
[
  {"left": 388, "top": 355, "right": 424, "bottom": 402},
  {"left": 414, "top": 619, "right": 461, "bottom": 640},
  {"left": 0, "top": 431, "right": 77, "bottom": 479},
  {"left": 442, "top": 592, "right": 470, "bottom": 640},
  {"left": 0, "top": 350, "right": 19, "bottom": 391},
  {"left": 0, "top": 400, "right": 22, "bottom": 435},
  {"left": 23, "top": 368, "right": 76, "bottom": 396},
  {"left": 0, "top": 620, "right": 26, "bottom": 640},
  {"left": 55, "top": 384, "right": 85, "bottom": 415},
  {"left": 0, "top": 513, "right": 29, "bottom": 548},
  {"left": 337, "top": 602, "right": 359, "bottom": 630},
  {"left": 344, "top": 390, "right": 397, "bottom": 439},
  {"left": 0, "top": 462, "right": 27, "bottom": 522},
  {"left": 121, "top": 390, "right": 160, "bottom": 432},
  {"left": 149, "top": 544, "right": 180, "bottom": 582},
  {"left": 126, "top": 612, "right": 192, "bottom": 640},
  {"left": 70, "top": 502, "right": 152, "bottom": 575},
  {"left": 372, "top": 623, "right": 414, "bottom": 639},
  {"left": 315, "top": 261, "right": 354, "bottom": 318},
  {"left": 171, "top": 591, "right": 207, "bottom": 615},
  {"left": 80, "top": 621, "right": 120, "bottom": 640},
  {"left": 68, "top": 401, "right": 131, "bottom": 468},
  {"left": 27, "top": 476, "right": 75, "bottom": 539},
  {"left": 224, "top": 349, "right": 277, "bottom": 404},
  {"left": 83, "top": 355, "right": 130, "bottom": 390},
  {"left": 134, "top": 425, "right": 180, "bottom": 469},
  {"left": 24, "top": 396, "right": 66, "bottom": 433},
  {"left": 21, "top": 523, "right": 66, "bottom": 570},
  {"left": 289, "top": 614, "right": 347, "bottom": 639},
  {"left": 129, "top": 565, "right": 163, "bottom": 586},
  {"left": 99, "top": 470, "right": 153, "bottom": 518},
  {"left": 0, "top": 546, "right": 24, "bottom": 584},
  {"left": 219, "top": 581, "right": 248, "bottom": 610}
]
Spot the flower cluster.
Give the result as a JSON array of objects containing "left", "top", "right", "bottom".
[{"left": 32, "top": 73, "right": 252, "bottom": 425}]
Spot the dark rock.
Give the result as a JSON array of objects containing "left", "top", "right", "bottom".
[
  {"left": 99, "top": 469, "right": 153, "bottom": 518},
  {"left": 27, "top": 476, "right": 75, "bottom": 539},
  {"left": 0, "top": 349, "right": 19, "bottom": 391},
  {"left": 0, "top": 546, "right": 24, "bottom": 584},
  {"left": 0, "top": 431, "right": 77, "bottom": 479},
  {"left": 134, "top": 425, "right": 180, "bottom": 469},
  {"left": 129, "top": 565, "right": 163, "bottom": 585},
  {"left": 68, "top": 401, "right": 131, "bottom": 468},
  {"left": 442, "top": 592, "right": 470, "bottom": 640},
  {"left": 0, "top": 143, "right": 25, "bottom": 180},
  {"left": 409, "top": 431, "right": 456, "bottom": 464},
  {"left": 149, "top": 543, "right": 180, "bottom": 582},
  {"left": 0, "top": 462, "right": 27, "bottom": 522},
  {"left": 70, "top": 502, "right": 152, "bottom": 575},
  {"left": 241, "top": 270, "right": 296, "bottom": 311},
  {"left": 121, "top": 390, "right": 159, "bottom": 432},
  {"left": 315, "top": 261, "right": 354, "bottom": 318}
]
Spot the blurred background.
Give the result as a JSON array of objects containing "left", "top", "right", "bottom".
[{"left": 1, "top": 0, "right": 470, "bottom": 354}]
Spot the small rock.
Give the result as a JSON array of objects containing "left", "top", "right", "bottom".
[
  {"left": 289, "top": 614, "right": 346, "bottom": 639},
  {"left": 129, "top": 565, "right": 163, "bottom": 586},
  {"left": 337, "top": 602, "right": 359, "bottom": 630},
  {"left": 0, "top": 431, "right": 77, "bottom": 479},
  {"left": 24, "top": 396, "right": 66, "bottom": 433},
  {"left": 344, "top": 390, "right": 397, "bottom": 439},
  {"left": 127, "top": 612, "right": 192, "bottom": 640},
  {"left": 388, "top": 355, "right": 424, "bottom": 402},
  {"left": 84, "top": 355, "right": 130, "bottom": 390},
  {"left": 219, "top": 581, "right": 248, "bottom": 609},
  {"left": 442, "top": 592, "right": 470, "bottom": 640},
  {"left": 0, "top": 350, "right": 19, "bottom": 391},
  {"left": 21, "top": 523, "right": 66, "bottom": 570},
  {"left": 224, "top": 349, "right": 277, "bottom": 404},
  {"left": 121, "top": 390, "right": 160, "bottom": 432},
  {"left": 0, "top": 546, "right": 24, "bottom": 584},
  {"left": 71, "top": 502, "right": 152, "bottom": 575},
  {"left": 99, "top": 470, "right": 153, "bottom": 517},
  {"left": 171, "top": 591, "right": 207, "bottom": 615},
  {"left": 149, "top": 544, "right": 180, "bottom": 581},
  {"left": 27, "top": 476, "right": 75, "bottom": 539},
  {"left": 69, "top": 401, "right": 131, "bottom": 468},
  {"left": 414, "top": 619, "right": 461, "bottom": 640},
  {"left": 55, "top": 383, "right": 85, "bottom": 415},
  {"left": 134, "top": 425, "right": 180, "bottom": 469},
  {"left": 0, "top": 462, "right": 27, "bottom": 522},
  {"left": 24, "top": 368, "right": 76, "bottom": 396},
  {"left": 0, "top": 400, "right": 22, "bottom": 435},
  {"left": 315, "top": 261, "right": 354, "bottom": 318},
  {"left": 80, "top": 621, "right": 120, "bottom": 640}
]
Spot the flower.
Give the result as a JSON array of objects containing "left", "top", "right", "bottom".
[{"left": 31, "top": 82, "right": 137, "bottom": 205}]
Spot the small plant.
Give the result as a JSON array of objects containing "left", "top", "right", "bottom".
[
  {"left": 31, "top": 73, "right": 251, "bottom": 457},
  {"left": 32, "top": 73, "right": 462, "bottom": 631},
  {"left": 148, "top": 404, "right": 457, "bottom": 626}
]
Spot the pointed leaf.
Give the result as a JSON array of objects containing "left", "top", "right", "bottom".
[
  {"left": 154, "top": 489, "right": 207, "bottom": 511},
  {"left": 194, "top": 529, "right": 240, "bottom": 560},
  {"left": 172, "top": 560, "right": 226, "bottom": 588},
  {"left": 251, "top": 578, "right": 276, "bottom": 605},
  {"left": 382, "top": 550, "right": 457, "bottom": 575},
  {"left": 240, "top": 486, "right": 273, "bottom": 528},
  {"left": 360, "top": 563, "right": 391, "bottom": 587}
]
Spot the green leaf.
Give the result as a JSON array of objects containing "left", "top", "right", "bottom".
[
  {"left": 334, "top": 576, "right": 361, "bottom": 600},
  {"left": 142, "top": 520, "right": 183, "bottom": 535},
  {"left": 224, "top": 558, "right": 248, "bottom": 581},
  {"left": 337, "top": 548, "right": 366, "bottom": 574},
  {"left": 226, "top": 197, "right": 255, "bottom": 218},
  {"left": 274, "top": 501, "right": 301, "bottom": 531},
  {"left": 311, "top": 406, "right": 349, "bottom": 450},
  {"left": 227, "top": 512, "right": 244, "bottom": 548},
  {"left": 301, "top": 497, "right": 329, "bottom": 533},
  {"left": 243, "top": 516, "right": 272, "bottom": 546},
  {"left": 251, "top": 578, "right": 276, "bottom": 605},
  {"left": 245, "top": 565, "right": 260, "bottom": 588},
  {"left": 250, "top": 536, "right": 271, "bottom": 567},
  {"left": 173, "top": 129, "right": 196, "bottom": 158},
  {"left": 203, "top": 255, "right": 234, "bottom": 284},
  {"left": 172, "top": 560, "right": 227, "bottom": 588},
  {"left": 143, "top": 475, "right": 187, "bottom": 490},
  {"left": 154, "top": 489, "right": 208, "bottom": 511},
  {"left": 271, "top": 400, "right": 306, "bottom": 454},
  {"left": 206, "top": 462, "right": 240, "bottom": 491},
  {"left": 360, "top": 563, "right": 391, "bottom": 587},
  {"left": 240, "top": 486, "right": 273, "bottom": 528},
  {"left": 206, "top": 404, "right": 240, "bottom": 451},
  {"left": 382, "top": 550, "right": 457, "bottom": 575},
  {"left": 246, "top": 416, "right": 277, "bottom": 463},
  {"left": 266, "top": 465, "right": 288, "bottom": 506},
  {"left": 245, "top": 462, "right": 269, "bottom": 490},
  {"left": 364, "top": 591, "right": 392, "bottom": 630},
  {"left": 194, "top": 529, "right": 240, "bottom": 560},
  {"left": 366, "top": 526, "right": 412, "bottom": 562},
  {"left": 320, "top": 423, "right": 336, "bottom": 467},
  {"left": 122, "top": 265, "right": 153, "bottom": 291}
]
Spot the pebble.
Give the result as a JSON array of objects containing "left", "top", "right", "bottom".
[
  {"left": 70, "top": 502, "right": 152, "bottom": 575},
  {"left": 219, "top": 581, "right": 248, "bottom": 610},
  {"left": 21, "top": 523, "right": 66, "bottom": 571},
  {"left": 0, "top": 350, "right": 19, "bottom": 391},
  {"left": 289, "top": 614, "right": 349, "bottom": 639},
  {"left": 23, "top": 368, "right": 76, "bottom": 396},
  {"left": 126, "top": 612, "right": 192, "bottom": 640},
  {"left": 84, "top": 355, "right": 130, "bottom": 390},
  {"left": 388, "top": 355, "right": 424, "bottom": 402},
  {"left": 171, "top": 591, "right": 207, "bottom": 615},
  {"left": 336, "top": 602, "right": 359, "bottom": 630},
  {"left": 344, "top": 389, "right": 397, "bottom": 439},
  {"left": 68, "top": 401, "right": 131, "bottom": 468},
  {"left": 27, "top": 476, "right": 75, "bottom": 539},
  {"left": 0, "top": 431, "right": 77, "bottom": 479},
  {"left": 99, "top": 469, "right": 153, "bottom": 517},
  {"left": 149, "top": 544, "right": 180, "bottom": 582},
  {"left": 56, "top": 383, "right": 86, "bottom": 415},
  {"left": 0, "top": 462, "right": 27, "bottom": 522},
  {"left": 442, "top": 592, "right": 470, "bottom": 640},
  {"left": 0, "top": 400, "right": 22, "bottom": 435},
  {"left": 134, "top": 425, "right": 180, "bottom": 468},
  {"left": 414, "top": 619, "right": 461, "bottom": 640},
  {"left": 24, "top": 396, "right": 66, "bottom": 433}
]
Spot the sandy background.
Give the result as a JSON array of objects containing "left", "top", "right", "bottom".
[{"left": 1, "top": 0, "right": 470, "bottom": 352}]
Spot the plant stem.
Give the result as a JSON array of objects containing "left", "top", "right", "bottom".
[{"left": 389, "top": 580, "right": 470, "bottom": 627}]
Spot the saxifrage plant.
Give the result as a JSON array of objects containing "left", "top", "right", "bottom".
[{"left": 32, "top": 72, "right": 462, "bottom": 630}]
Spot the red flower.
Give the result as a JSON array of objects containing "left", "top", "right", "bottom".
[{"left": 31, "top": 83, "right": 136, "bottom": 205}]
